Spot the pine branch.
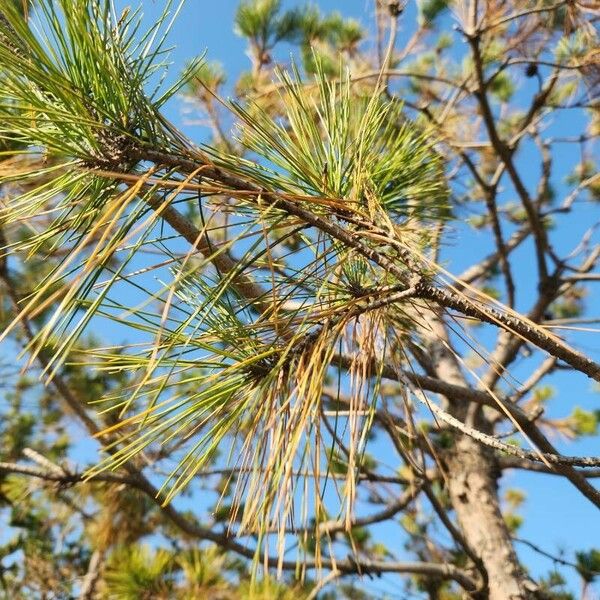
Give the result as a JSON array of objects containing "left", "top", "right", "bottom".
[{"left": 133, "top": 146, "right": 600, "bottom": 383}]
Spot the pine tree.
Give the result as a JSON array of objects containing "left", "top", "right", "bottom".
[{"left": 0, "top": 1, "right": 599, "bottom": 598}]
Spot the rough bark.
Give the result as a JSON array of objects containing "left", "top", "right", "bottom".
[
  {"left": 445, "top": 436, "right": 534, "bottom": 600},
  {"left": 422, "top": 313, "right": 536, "bottom": 599}
]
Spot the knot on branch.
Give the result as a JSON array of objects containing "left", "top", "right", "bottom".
[
  {"left": 85, "top": 128, "right": 135, "bottom": 171},
  {"left": 387, "top": 1, "right": 403, "bottom": 18},
  {"left": 242, "top": 327, "right": 325, "bottom": 383},
  {"left": 244, "top": 357, "right": 277, "bottom": 381}
]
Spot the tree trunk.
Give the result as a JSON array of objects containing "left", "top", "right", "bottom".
[
  {"left": 422, "top": 315, "right": 536, "bottom": 599},
  {"left": 445, "top": 434, "right": 535, "bottom": 599}
]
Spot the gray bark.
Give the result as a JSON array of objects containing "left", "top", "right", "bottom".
[
  {"left": 422, "top": 314, "right": 536, "bottom": 599},
  {"left": 445, "top": 435, "right": 535, "bottom": 599}
]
